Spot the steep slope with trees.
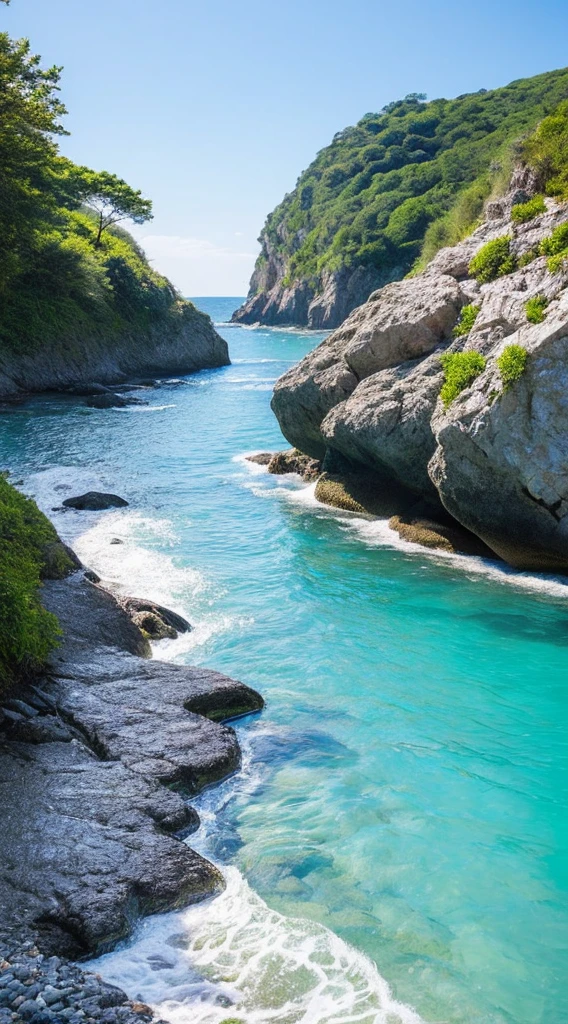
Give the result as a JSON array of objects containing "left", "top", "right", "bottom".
[
  {"left": 234, "top": 68, "right": 568, "bottom": 329},
  {"left": 0, "top": 30, "right": 228, "bottom": 396}
]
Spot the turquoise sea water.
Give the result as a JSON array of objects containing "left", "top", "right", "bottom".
[{"left": 1, "top": 297, "right": 567, "bottom": 1024}]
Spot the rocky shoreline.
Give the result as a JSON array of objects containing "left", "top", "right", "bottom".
[
  {"left": 0, "top": 306, "right": 229, "bottom": 402},
  {"left": 0, "top": 552, "right": 263, "bottom": 1021}
]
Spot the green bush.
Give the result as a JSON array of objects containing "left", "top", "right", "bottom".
[
  {"left": 452, "top": 303, "right": 480, "bottom": 337},
  {"left": 511, "top": 194, "right": 546, "bottom": 223},
  {"left": 539, "top": 222, "right": 568, "bottom": 273},
  {"left": 0, "top": 478, "right": 68, "bottom": 694},
  {"left": 469, "top": 236, "right": 517, "bottom": 283},
  {"left": 523, "top": 100, "right": 568, "bottom": 199},
  {"left": 496, "top": 344, "right": 528, "bottom": 387},
  {"left": 439, "top": 351, "right": 487, "bottom": 408},
  {"left": 525, "top": 295, "right": 548, "bottom": 324}
]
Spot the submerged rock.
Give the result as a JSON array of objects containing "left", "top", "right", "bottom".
[
  {"left": 85, "top": 393, "right": 137, "bottom": 409},
  {"left": 119, "top": 596, "right": 192, "bottom": 636},
  {"left": 388, "top": 514, "right": 494, "bottom": 556},
  {"left": 267, "top": 449, "right": 322, "bottom": 481},
  {"left": 62, "top": 492, "right": 129, "bottom": 511}
]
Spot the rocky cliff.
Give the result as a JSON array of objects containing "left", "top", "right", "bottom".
[
  {"left": 0, "top": 301, "right": 229, "bottom": 400},
  {"left": 271, "top": 170, "right": 568, "bottom": 572}
]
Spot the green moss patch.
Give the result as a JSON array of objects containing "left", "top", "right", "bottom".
[
  {"left": 525, "top": 295, "right": 548, "bottom": 324},
  {"left": 511, "top": 194, "right": 546, "bottom": 223},
  {"left": 452, "top": 304, "right": 480, "bottom": 338},
  {"left": 496, "top": 344, "right": 528, "bottom": 388},
  {"left": 439, "top": 351, "right": 486, "bottom": 408},
  {"left": 469, "top": 237, "right": 516, "bottom": 283}
]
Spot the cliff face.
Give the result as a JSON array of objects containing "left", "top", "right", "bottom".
[
  {"left": 271, "top": 172, "right": 568, "bottom": 571},
  {"left": 232, "top": 68, "right": 568, "bottom": 329},
  {"left": 0, "top": 301, "right": 229, "bottom": 399},
  {"left": 232, "top": 227, "right": 397, "bottom": 329}
]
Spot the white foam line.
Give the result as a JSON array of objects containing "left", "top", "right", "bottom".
[
  {"left": 236, "top": 457, "right": 568, "bottom": 600},
  {"left": 113, "top": 404, "right": 176, "bottom": 413}
]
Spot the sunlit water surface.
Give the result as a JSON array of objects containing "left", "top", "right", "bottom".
[{"left": 1, "top": 298, "right": 567, "bottom": 1024}]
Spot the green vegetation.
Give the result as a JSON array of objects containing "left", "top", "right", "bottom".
[
  {"left": 511, "top": 194, "right": 546, "bottom": 222},
  {"left": 523, "top": 100, "right": 568, "bottom": 199},
  {"left": 0, "top": 30, "right": 186, "bottom": 354},
  {"left": 539, "top": 222, "right": 568, "bottom": 273},
  {"left": 468, "top": 236, "right": 516, "bottom": 283},
  {"left": 440, "top": 351, "right": 487, "bottom": 408},
  {"left": 0, "top": 477, "right": 75, "bottom": 694},
  {"left": 525, "top": 295, "right": 548, "bottom": 323},
  {"left": 496, "top": 344, "right": 528, "bottom": 387},
  {"left": 452, "top": 304, "right": 480, "bottom": 337},
  {"left": 251, "top": 69, "right": 568, "bottom": 296}
]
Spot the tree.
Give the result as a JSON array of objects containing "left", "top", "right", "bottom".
[
  {"left": 71, "top": 168, "right": 153, "bottom": 246},
  {"left": 0, "top": 32, "right": 67, "bottom": 285}
]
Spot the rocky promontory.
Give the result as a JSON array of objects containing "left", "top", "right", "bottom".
[
  {"left": 0, "top": 566, "right": 263, "bottom": 964},
  {"left": 270, "top": 170, "right": 568, "bottom": 571},
  {"left": 0, "top": 302, "right": 229, "bottom": 401}
]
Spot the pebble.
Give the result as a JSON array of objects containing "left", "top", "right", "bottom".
[{"left": 0, "top": 950, "right": 157, "bottom": 1024}]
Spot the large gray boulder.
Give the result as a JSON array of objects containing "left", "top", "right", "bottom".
[
  {"left": 321, "top": 347, "right": 447, "bottom": 501},
  {"left": 271, "top": 273, "right": 462, "bottom": 458}
]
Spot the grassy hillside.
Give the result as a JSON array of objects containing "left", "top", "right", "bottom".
[{"left": 253, "top": 67, "right": 568, "bottom": 289}]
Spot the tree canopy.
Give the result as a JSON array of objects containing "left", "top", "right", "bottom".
[{"left": 0, "top": 29, "right": 178, "bottom": 353}]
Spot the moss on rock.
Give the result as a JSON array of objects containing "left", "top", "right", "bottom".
[
  {"left": 314, "top": 470, "right": 415, "bottom": 517},
  {"left": 388, "top": 514, "right": 495, "bottom": 556}
]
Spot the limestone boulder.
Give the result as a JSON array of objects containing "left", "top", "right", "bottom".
[
  {"left": 429, "top": 298, "right": 568, "bottom": 570},
  {"left": 271, "top": 273, "right": 462, "bottom": 458}
]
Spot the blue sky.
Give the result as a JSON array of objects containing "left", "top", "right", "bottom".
[{"left": 5, "top": 0, "right": 568, "bottom": 294}]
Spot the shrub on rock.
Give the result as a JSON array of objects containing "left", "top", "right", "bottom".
[
  {"left": 439, "top": 351, "right": 486, "bottom": 408},
  {"left": 469, "top": 237, "right": 517, "bottom": 283}
]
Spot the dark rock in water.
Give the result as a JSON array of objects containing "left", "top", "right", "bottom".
[
  {"left": 84, "top": 568, "right": 101, "bottom": 583},
  {"left": 267, "top": 449, "right": 322, "bottom": 481},
  {"left": 45, "top": 572, "right": 150, "bottom": 658},
  {"left": 246, "top": 451, "right": 273, "bottom": 466},
  {"left": 86, "top": 393, "right": 145, "bottom": 409},
  {"left": 120, "top": 597, "right": 191, "bottom": 635},
  {"left": 131, "top": 610, "right": 177, "bottom": 641},
  {"left": 65, "top": 383, "right": 113, "bottom": 397},
  {"left": 62, "top": 492, "right": 128, "bottom": 511}
]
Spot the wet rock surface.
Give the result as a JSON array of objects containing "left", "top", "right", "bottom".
[
  {"left": 61, "top": 493, "right": 129, "bottom": 511},
  {"left": 0, "top": 571, "right": 263, "bottom": 959}
]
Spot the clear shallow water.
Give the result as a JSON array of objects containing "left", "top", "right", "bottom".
[{"left": 1, "top": 297, "right": 567, "bottom": 1024}]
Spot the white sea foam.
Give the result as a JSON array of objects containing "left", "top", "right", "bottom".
[
  {"left": 113, "top": 404, "right": 177, "bottom": 413},
  {"left": 89, "top": 866, "right": 423, "bottom": 1024},
  {"left": 22, "top": 466, "right": 247, "bottom": 657}
]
